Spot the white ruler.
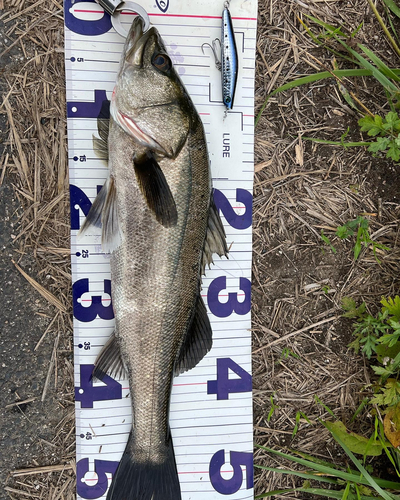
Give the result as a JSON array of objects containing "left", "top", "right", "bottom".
[{"left": 64, "top": 0, "right": 257, "bottom": 498}]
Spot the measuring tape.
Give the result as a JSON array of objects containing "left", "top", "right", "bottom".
[{"left": 64, "top": 0, "right": 257, "bottom": 498}]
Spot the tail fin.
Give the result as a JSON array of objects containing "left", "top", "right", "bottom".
[{"left": 106, "top": 431, "right": 181, "bottom": 500}]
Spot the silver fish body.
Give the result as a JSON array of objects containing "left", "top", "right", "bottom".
[
  {"left": 109, "top": 116, "right": 209, "bottom": 461},
  {"left": 80, "top": 16, "right": 228, "bottom": 500}
]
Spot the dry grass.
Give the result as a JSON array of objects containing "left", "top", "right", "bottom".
[
  {"left": 1, "top": 0, "right": 74, "bottom": 497},
  {"left": 1, "top": 0, "right": 400, "bottom": 498},
  {"left": 252, "top": 0, "right": 400, "bottom": 496}
]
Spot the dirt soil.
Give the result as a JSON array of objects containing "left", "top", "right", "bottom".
[{"left": 1, "top": 0, "right": 400, "bottom": 499}]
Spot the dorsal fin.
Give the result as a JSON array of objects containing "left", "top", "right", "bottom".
[{"left": 201, "top": 192, "right": 229, "bottom": 275}]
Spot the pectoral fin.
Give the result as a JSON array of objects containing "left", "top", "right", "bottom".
[
  {"left": 201, "top": 192, "right": 229, "bottom": 274},
  {"left": 174, "top": 295, "right": 212, "bottom": 375},
  {"left": 134, "top": 151, "right": 178, "bottom": 227},
  {"left": 93, "top": 332, "right": 126, "bottom": 381}
]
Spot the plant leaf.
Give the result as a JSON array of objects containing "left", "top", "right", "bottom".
[
  {"left": 384, "top": 403, "right": 400, "bottom": 448},
  {"left": 386, "top": 141, "right": 400, "bottom": 161},
  {"left": 381, "top": 296, "right": 400, "bottom": 320},
  {"left": 323, "top": 421, "right": 383, "bottom": 456},
  {"left": 368, "top": 137, "right": 391, "bottom": 152},
  {"left": 358, "top": 115, "right": 384, "bottom": 136},
  {"left": 382, "top": 0, "right": 400, "bottom": 18}
]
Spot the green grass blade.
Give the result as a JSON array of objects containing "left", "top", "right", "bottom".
[
  {"left": 368, "top": 0, "right": 400, "bottom": 59},
  {"left": 351, "top": 398, "right": 370, "bottom": 423},
  {"left": 289, "top": 449, "right": 345, "bottom": 469},
  {"left": 300, "top": 488, "right": 349, "bottom": 499},
  {"left": 339, "top": 41, "right": 399, "bottom": 93},
  {"left": 382, "top": 0, "right": 400, "bottom": 18},
  {"left": 342, "top": 481, "right": 351, "bottom": 500},
  {"left": 256, "top": 486, "right": 386, "bottom": 500},
  {"left": 305, "top": 14, "right": 347, "bottom": 37},
  {"left": 384, "top": 4, "right": 400, "bottom": 44},
  {"left": 315, "top": 395, "right": 336, "bottom": 417},
  {"left": 255, "top": 69, "right": 400, "bottom": 127},
  {"left": 358, "top": 44, "right": 400, "bottom": 82},
  {"left": 255, "top": 489, "right": 297, "bottom": 498},
  {"left": 256, "top": 444, "right": 400, "bottom": 490},
  {"left": 299, "top": 488, "right": 389, "bottom": 500},
  {"left": 256, "top": 445, "right": 370, "bottom": 485},
  {"left": 377, "top": 420, "right": 400, "bottom": 476},
  {"left": 326, "top": 426, "right": 400, "bottom": 499},
  {"left": 254, "top": 464, "right": 339, "bottom": 484},
  {"left": 302, "top": 137, "right": 369, "bottom": 147}
]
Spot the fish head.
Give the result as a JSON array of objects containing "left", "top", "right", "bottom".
[{"left": 111, "top": 17, "right": 192, "bottom": 158}]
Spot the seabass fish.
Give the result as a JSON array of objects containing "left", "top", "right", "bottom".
[{"left": 80, "top": 16, "right": 228, "bottom": 500}]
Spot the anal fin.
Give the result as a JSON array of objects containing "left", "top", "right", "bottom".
[
  {"left": 134, "top": 151, "right": 178, "bottom": 228},
  {"left": 174, "top": 295, "right": 212, "bottom": 375},
  {"left": 93, "top": 332, "right": 126, "bottom": 381}
]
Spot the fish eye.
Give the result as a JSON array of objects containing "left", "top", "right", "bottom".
[{"left": 152, "top": 53, "right": 172, "bottom": 72}]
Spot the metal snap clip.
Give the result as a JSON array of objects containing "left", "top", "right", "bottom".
[
  {"left": 112, "top": 2, "right": 150, "bottom": 37},
  {"left": 94, "top": 0, "right": 150, "bottom": 37}
]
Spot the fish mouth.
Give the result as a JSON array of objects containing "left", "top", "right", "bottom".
[
  {"left": 112, "top": 19, "right": 168, "bottom": 153},
  {"left": 126, "top": 17, "right": 158, "bottom": 68},
  {"left": 125, "top": 16, "right": 144, "bottom": 58}
]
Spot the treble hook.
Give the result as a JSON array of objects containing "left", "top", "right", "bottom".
[{"left": 201, "top": 38, "right": 222, "bottom": 71}]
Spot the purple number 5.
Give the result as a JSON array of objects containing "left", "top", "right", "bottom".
[
  {"left": 77, "top": 458, "right": 119, "bottom": 499},
  {"left": 209, "top": 450, "right": 253, "bottom": 494}
]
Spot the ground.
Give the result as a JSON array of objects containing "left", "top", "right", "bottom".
[{"left": 1, "top": 0, "right": 399, "bottom": 499}]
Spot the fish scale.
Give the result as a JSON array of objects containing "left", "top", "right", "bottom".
[{"left": 109, "top": 116, "right": 210, "bottom": 465}]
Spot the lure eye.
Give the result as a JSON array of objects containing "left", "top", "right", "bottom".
[{"left": 152, "top": 54, "right": 172, "bottom": 72}]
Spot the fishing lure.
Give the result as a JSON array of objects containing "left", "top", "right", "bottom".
[{"left": 203, "top": 1, "right": 238, "bottom": 111}]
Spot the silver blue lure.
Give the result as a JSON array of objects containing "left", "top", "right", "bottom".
[
  {"left": 221, "top": 1, "right": 238, "bottom": 110},
  {"left": 202, "top": 1, "right": 238, "bottom": 111}
]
